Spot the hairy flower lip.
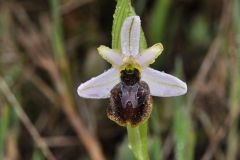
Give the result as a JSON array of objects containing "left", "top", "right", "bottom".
[{"left": 77, "top": 16, "right": 187, "bottom": 99}]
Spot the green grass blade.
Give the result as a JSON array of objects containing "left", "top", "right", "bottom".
[
  {"left": 50, "top": 0, "right": 65, "bottom": 60},
  {"left": 149, "top": 0, "right": 172, "bottom": 43},
  {"left": 173, "top": 60, "right": 195, "bottom": 160},
  {"left": 234, "top": 0, "right": 240, "bottom": 69},
  {"left": 150, "top": 135, "right": 162, "bottom": 160},
  {"left": 226, "top": 1, "right": 240, "bottom": 159},
  {"left": 32, "top": 148, "right": 45, "bottom": 160},
  {"left": 149, "top": 104, "right": 162, "bottom": 160},
  {"left": 0, "top": 104, "right": 10, "bottom": 159},
  {"left": 50, "top": 0, "right": 73, "bottom": 93}
]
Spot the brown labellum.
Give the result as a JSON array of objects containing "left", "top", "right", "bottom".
[{"left": 107, "top": 80, "right": 152, "bottom": 127}]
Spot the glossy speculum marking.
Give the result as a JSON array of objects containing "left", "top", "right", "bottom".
[{"left": 107, "top": 68, "right": 152, "bottom": 127}]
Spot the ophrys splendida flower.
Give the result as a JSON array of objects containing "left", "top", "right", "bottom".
[{"left": 77, "top": 16, "right": 187, "bottom": 127}]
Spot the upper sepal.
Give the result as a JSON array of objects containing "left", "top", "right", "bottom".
[{"left": 120, "top": 16, "right": 141, "bottom": 57}]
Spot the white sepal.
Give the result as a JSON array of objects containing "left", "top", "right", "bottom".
[
  {"left": 98, "top": 45, "right": 123, "bottom": 66},
  {"left": 141, "top": 67, "right": 187, "bottom": 97},
  {"left": 136, "top": 43, "right": 163, "bottom": 67},
  {"left": 120, "top": 16, "right": 141, "bottom": 56},
  {"left": 77, "top": 68, "right": 119, "bottom": 99}
]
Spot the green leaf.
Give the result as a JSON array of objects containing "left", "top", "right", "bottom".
[{"left": 112, "top": 0, "right": 147, "bottom": 51}]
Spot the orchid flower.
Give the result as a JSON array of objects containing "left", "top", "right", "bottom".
[{"left": 77, "top": 16, "right": 187, "bottom": 126}]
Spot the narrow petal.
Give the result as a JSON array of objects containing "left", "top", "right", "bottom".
[
  {"left": 98, "top": 45, "right": 123, "bottom": 66},
  {"left": 77, "top": 68, "right": 120, "bottom": 99},
  {"left": 136, "top": 43, "right": 163, "bottom": 67},
  {"left": 120, "top": 16, "right": 140, "bottom": 56},
  {"left": 141, "top": 68, "right": 187, "bottom": 97}
]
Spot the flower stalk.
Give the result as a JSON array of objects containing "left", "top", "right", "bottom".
[{"left": 127, "top": 122, "right": 149, "bottom": 160}]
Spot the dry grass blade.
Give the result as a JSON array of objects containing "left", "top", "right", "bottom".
[
  {"left": 187, "top": 0, "right": 234, "bottom": 159},
  {"left": 5, "top": 131, "right": 19, "bottom": 160},
  {"left": 13, "top": 3, "right": 106, "bottom": 159},
  {"left": 23, "top": 68, "right": 58, "bottom": 106},
  {"left": 0, "top": 76, "right": 56, "bottom": 160},
  {"left": 54, "top": 80, "right": 106, "bottom": 160},
  {"left": 61, "top": 0, "right": 94, "bottom": 14},
  {"left": 188, "top": 0, "right": 232, "bottom": 106},
  {"left": 45, "top": 136, "right": 80, "bottom": 147}
]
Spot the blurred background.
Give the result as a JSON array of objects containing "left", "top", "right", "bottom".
[{"left": 0, "top": 0, "right": 239, "bottom": 160}]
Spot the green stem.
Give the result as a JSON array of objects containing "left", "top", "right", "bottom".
[
  {"left": 112, "top": 0, "right": 149, "bottom": 159},
  {"left": 127, "top": 122, "right": 149, "bottom": 160}
]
